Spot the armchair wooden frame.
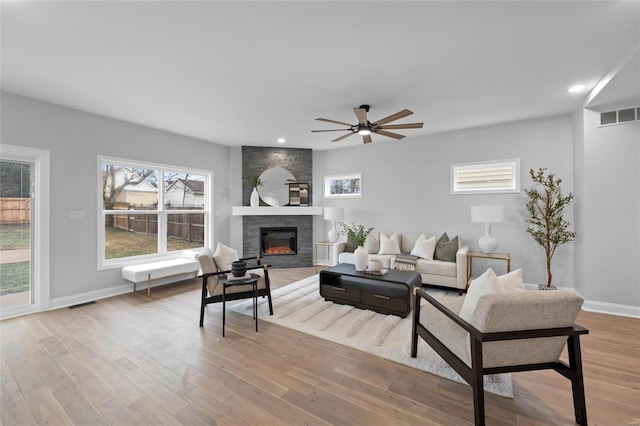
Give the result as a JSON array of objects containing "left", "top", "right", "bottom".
[
  {"left": 199, "top": 255, "right": 274, "bottom": 327},
  {"left": 411, "top": 288, "right": 589, "bottom": 426}
]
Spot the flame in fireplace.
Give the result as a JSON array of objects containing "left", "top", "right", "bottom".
[{"left": 264, "top": 246, "right": 294, "bottom": 254}]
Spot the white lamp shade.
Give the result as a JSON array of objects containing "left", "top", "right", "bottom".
[
  {"left": 324, "top": 207, "right": 344, "bottom": 221},
  {"left": 471, "top": 205, "right": 504, "bottom": 223}
]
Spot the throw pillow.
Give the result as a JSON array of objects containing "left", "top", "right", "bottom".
[
  {"left": 410, "top": 234, "right": 437, "bottom": 260},
  {"left": 345, "top": 236, "right": 357, "bottom": 253},
  {"left": 212, "top": 242, "right": 239, "bottom": 271},
  {"left": 378, "top": 233, "right": 401, "bottom": 255},
  {"left": 498, "top": 268, "right": 525, "bottom": 292},
  {"left": 459, "top": 268, "right": 506, "bottom": 322},
  {"left": 364, "top": 233, "right": 380, "bottom": 254},
  {"left": 434, "top": 232, "right": 459, "bottom": 262}
]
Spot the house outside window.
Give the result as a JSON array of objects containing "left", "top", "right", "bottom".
[{"left": 98, "top": 156, "right": 212, "bottom": 269}]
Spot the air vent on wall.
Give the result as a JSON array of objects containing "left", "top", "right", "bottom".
[{"left": 600, "top": 107, "right": 640, "bottom": 126}]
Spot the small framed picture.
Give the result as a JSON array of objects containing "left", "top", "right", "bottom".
[
  {"left": 323, "top": 173, "right": 362, "bottom": 199},
  {"left": 289, "top": 183, "right": 309, "bottom": 206}
]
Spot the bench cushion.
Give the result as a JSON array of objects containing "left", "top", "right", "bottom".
[{"left": 122, "top": 258, "right": 199, "bottom": 283}]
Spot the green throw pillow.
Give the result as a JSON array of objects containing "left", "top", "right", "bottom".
[
  {"left": 345, "top": 236, "right": 357, "bottom": 253},
  {"left": 434, "top": 232, "right": 458, "bottom": 262}
]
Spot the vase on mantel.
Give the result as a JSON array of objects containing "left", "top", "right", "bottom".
[
  {"left": 250, "top": 187, "right": 259, "bottom": 207},
  {"left": 354, "top": 246, "right": 368, "bottom": 271}
]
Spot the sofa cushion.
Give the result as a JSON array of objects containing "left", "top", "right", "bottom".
[
  {"left": 459, "top": 268, "right": 506, "bottom": 322},
  {"left": 434, "top": 232, "right": 458, "bottom": 262},
  {"left": 414, "top": 258, "right": 457, "bottom": 277},
  {"left": 378, "top": 233, "right": 401, "bottom": 255},
  {"left": 410, "top": 234, "right": 436, "bottom": 260}
]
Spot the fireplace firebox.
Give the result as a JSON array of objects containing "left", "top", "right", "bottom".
[{"left": 260, "top": 227, "right": 297, "bottom": 255}]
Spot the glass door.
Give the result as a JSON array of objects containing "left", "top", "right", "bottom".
[{"left": 0, "top": 160, "right": 34, "bottom": 310}]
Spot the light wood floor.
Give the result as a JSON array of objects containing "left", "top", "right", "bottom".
[{"left": 1, "top": 267, "right": 639, "bottom": 425}]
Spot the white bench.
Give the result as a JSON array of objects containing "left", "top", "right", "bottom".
[{"left": 122, "top": 258, "right": 199, "bottom": 298}]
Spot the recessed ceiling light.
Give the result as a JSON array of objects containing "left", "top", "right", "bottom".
[
  {"left": 277, "top": 138, "right": 286, "bottom": 144},
  {"left": 568, "top": 84, "right": 586, "bottom": 93}
]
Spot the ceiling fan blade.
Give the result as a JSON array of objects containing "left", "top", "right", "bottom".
[
  {"left": 311, "top": 129, "right": 352, "bottom": 132},
  {"left": 316, "top": 118, "right": 354, "bottom": 127},
  {"left": 372, "top": 109, "right": 413, "bottom": 126},
  {"left": 375, "top": 129, "right": 406, "bottom": 140},
  {"left": 332, "top": 132, "right": 356, "bottom": 143},
  {"left": 362, "top": 134, "right": 372, "bottom": 144},
  {"left": 378, "top": 122, "right": 423, "bottom": 130},
  {"left": 353, "top": 107, "right": 368, "bottom": 125}
]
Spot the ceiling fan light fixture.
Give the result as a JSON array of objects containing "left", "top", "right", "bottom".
[{"left": 357, "top": 124, "right": 371, "bottom": 135}]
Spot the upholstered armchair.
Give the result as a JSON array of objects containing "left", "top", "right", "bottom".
[
  {"left": 412, "top": 286, "right": 588, "bottom": 425},
  {"left": 196, "top": 243, "right": 274, "bottom": 327}
]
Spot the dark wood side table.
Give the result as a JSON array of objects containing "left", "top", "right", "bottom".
[
  {"left": 466, "top": 251, "right": 511, "bottom": 289},
  {"left": 219, "top": 273, "right": 260, "bottom": 337}
]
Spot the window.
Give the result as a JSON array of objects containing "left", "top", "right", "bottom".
[
  {"left": 98, "top": 156, "right": 212, "bottom": 269},
  {"left": 450, "top": 158, "right": 520, "bottom": 194}
]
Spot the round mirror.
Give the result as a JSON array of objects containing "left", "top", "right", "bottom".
[{"left": 258, "top": 167, "right": 296, "bottom": 206}]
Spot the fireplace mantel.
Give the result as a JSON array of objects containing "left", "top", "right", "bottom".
[{"left": 232, "top": 206, "right": 322, "bottom": 216}]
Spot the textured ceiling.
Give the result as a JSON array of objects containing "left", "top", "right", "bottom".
[{"left": 2, "top": 1, "right": 639, "bottom": 150}]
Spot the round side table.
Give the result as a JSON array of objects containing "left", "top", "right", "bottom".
[{"left": 218, "top": 273, "right": 260, "bottom": 337}]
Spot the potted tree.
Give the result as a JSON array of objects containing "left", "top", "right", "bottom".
[{"left": 525, "top": 168, "right": 576, "bottom": 289}]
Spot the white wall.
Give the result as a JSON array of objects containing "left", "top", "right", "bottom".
[
  {"left": 581, "top": 109, "right": 639, "bottom": 306},
  {"left": 316, "top": 115, "right": 575, "bottom": 285},
  {"left": 0, "top": 92, "right": 232, "bottom": 300}
]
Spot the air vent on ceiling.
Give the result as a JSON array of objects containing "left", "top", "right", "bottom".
[{"left": 600, "top": 107, "right": 640, "bottom": 126}]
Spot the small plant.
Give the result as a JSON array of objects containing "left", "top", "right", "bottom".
[
  {"left": 243, "top": 166, "right": 263, "bottom": 188},
  {"left": 525, "top": 168, "right": 576, "bottom": 288},
  {"left": 339, "top": 221, "right": 374, "bottom": 247}
]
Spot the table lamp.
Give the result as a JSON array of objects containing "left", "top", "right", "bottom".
[
  {"left": 324, "top": 207, "right": 344, "bottom": 243},
  {"left": 471, "top": 205, "right": 504, "bottom": 253}
]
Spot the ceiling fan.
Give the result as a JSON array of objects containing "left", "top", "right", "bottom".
[{"left": 311, "top": 105, "right": 423, "bottom": 144}]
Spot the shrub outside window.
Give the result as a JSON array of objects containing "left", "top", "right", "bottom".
[{"left": 99, "top": 156, "right": 212, "bottom": 269}]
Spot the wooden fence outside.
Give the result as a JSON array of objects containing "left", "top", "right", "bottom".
[
  {"left": 111, "top": 206, "right": 204, "bottom": 243},
  {"left": 0, "top": 197, "right": 30, "bottom": 224}
]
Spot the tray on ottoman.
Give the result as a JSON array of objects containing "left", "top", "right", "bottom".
[{"left": 319, "top": 263, "right": 422, "bottom": 317}]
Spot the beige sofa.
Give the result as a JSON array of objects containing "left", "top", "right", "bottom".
[{"left": 336, "top": 231, "right": 470, "bottom": 292}]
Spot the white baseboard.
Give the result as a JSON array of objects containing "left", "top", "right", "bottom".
[
  {"left": 523, "top": 283, "right": 639, "bottom": 318},
  {"left": 49, "top": 283, "right": 132, "bottom": 310},
  {"left": 582, "top": 300, "right": 640, "bottom": 319},
  {"left": 49, "top": 272, "right": 197, "bottom": 311}
]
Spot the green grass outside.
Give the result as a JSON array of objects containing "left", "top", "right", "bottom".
[
  {"left": 0, "top": 261, "right": 30, "bottom": 296},
  {"left": 105, "top": 227, "right": 202, "bottom": 259},
  {"left": 0, "top": 224, "right": 30, "bottom": 250},
  {"left": 0, "top": 226, "right": 202, "bottom": 296}
]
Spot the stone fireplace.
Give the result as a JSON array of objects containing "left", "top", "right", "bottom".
[{"left": 240, "top": 146, "right": 315, "bottom": 268}]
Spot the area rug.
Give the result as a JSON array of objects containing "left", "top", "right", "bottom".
[{"left": 230, "top": 275, "right": 513, "bottom": 397}]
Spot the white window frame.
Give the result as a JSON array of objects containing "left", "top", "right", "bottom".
[
  {"left": 97, "top": 155, "right": 213, "bottom": 270},
  {"left": 450, "top": 158, "right": 520, "bottom": 195},
  {"left": 0, "top": 144, "right": 50, "bottom": 320}
]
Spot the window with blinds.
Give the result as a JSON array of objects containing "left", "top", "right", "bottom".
[{"left": 450, "top": 159, "right": 520, "bottom": 194}]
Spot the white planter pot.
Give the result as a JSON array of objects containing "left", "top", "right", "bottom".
[
  {"left": 250, "top": 187, "right": 260, "bottom": 207},
  {"left": 354, "top": 246, "right": 368, "bottom": 271}
]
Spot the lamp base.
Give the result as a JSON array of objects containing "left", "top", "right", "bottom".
[
  {"left": 478, "top": 223, "right": 498, "bottom": 253},
  {"left": 328, "top": 227, "right": 339, "bottom": 243}
]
